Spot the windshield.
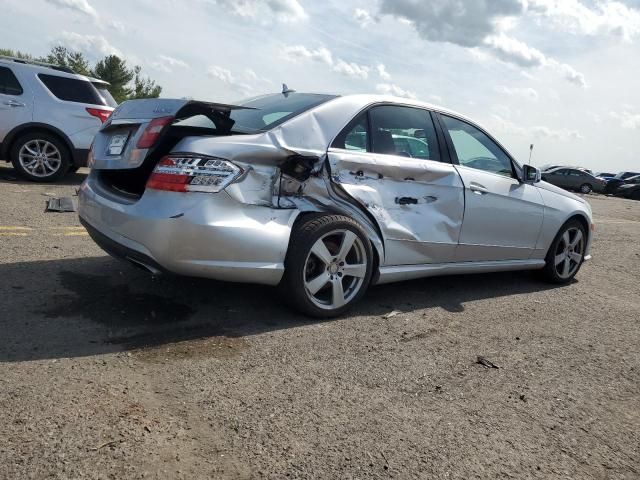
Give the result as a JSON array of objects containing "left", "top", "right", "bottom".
[{"left": 231, "top": 93, "right": 337, "bottom": 133}]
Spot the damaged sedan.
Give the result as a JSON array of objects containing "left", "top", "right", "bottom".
[{"left": 79, "top": 90, "right": 593, "bottom": 317}]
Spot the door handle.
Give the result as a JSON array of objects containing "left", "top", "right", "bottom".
[
  {"left": 4, "top": 100, "right": 25, "bottom": 107},
  {"left": 470, "top": 184, "right": 489, "bottom": 195},
  {"left": 395, "top": 197, "right": 418, "bottom": 205}
]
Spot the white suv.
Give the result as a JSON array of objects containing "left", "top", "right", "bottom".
[{"left": 0, "top": 57, "right": 116, "bottom": 182}]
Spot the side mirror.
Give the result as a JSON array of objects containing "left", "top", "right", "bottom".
[{"left": 523, "top": 164, "right": 541, "bottom": 183}]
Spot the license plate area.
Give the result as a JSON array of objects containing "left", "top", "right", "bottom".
[{"left": 107, "top": 131, "right": 131, "bottom": 156}]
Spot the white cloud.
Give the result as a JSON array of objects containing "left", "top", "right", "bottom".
[
  {"left": 282, "top": 45, "right": 371, "bottom": 79},
  {"left": 207, "top": 65, "right": 236, "bottom": 84},
  {"left": 528, "top": 0, "right": 640, "bottom": 41},
  {"left": 610, "top": 110, "right": 640, "bottom": 129},
  {"left": 490, "top": 114, "right": 584, "bottom": 140},
  {"left": 151, "top": 55, "right": 190, "bottom": 73},
  {"left": 107, "top": 20, "right": 126, "bottom": 32},
  {"left": 206, "top": 65, "right": 272, "bottom": 95},
  {"left": 376, "top": 63, "right": 391, "bottom": 80},
  {"left": 496, "top": 85, "right": 540, "bottom": 101},
  {"left": 44, "top": 0, "right": 97, "bottom": 19},
  {"left": 56, "top": 31, "right": 123, "bottom": 58},
  {"left": 376, "top": 83, "right": 417, "bottom": 99},
  {"left": 207, "top": 0, "right": 307, "bottom": 22},
  {"left": 354, "top": 8, "right": 374, "bottom": 27}
]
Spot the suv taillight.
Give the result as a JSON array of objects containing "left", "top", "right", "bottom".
[
  {"left": 86, "top": 108, "right": 112, "bottom": 123},
  {"left": 136, "top": 116, "right": 174, "bottom": 149},
  {"left": 146, "top": 156, "right": 243, "bottom": 193}
]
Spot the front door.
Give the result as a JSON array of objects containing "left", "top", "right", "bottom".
[
  {"left": 437, "top": 113, "right": 544, "bottom": 261},
  {"left": 328, "top": 105, "right": 465, "bottom": 266}
]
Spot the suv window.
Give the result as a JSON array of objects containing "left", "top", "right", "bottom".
[
  {"left": 38, "top": 74, "right": 106, "bottom": 105},
  {"left": 441, "top": 115, "right": 513, "bottom": 177},
  {"left": 0, "top": 66, "right": 23, "bottom": 95}
]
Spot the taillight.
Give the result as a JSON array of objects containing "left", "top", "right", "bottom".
[
  {"left": 146, "top": 156, "right": 243, "bottom": 193},
  {"left": 136, "top": 116, "right": 174, "bottom": 149},
  {"left": 86, "top": 107, "right": 112, "bottom": 123}
]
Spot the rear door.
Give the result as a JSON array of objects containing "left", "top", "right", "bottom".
[
  {"left": 0, "top": 65, "right": 32, "bottom": 141},
  {"left": 437, "top": 113, "right": 544, "bottom": 261},
  {"left": 328, "top": 104, "right": 465, "bottom": 266}
]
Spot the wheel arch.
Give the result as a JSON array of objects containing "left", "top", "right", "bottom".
[{"left": 2, "top": 123, "right": 74, "bottom": 162}]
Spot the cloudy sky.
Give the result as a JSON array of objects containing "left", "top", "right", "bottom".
[{"left": 1, "top": 0, "right": 640, "bottom": 171}]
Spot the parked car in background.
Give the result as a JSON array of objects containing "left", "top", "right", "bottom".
[
  {"left": 596, "top": 172, "right": 616, "bottom": 181},
  {"left": 0, "top": 56, "right": 116, "bottom": 182},
  {"left": 612, "top": 175, "right": 640, "bottom": 200},
  {"left": 79, "top": 92, "right": 593, "bottom": 317},
  {"left": 604, "top": 171, "right": 640, "bottom": 194},
  {"left": 541, "top": 167, "right": 606, "bottom": 194}
]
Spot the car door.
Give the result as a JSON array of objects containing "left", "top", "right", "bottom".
[
  {"left": 437, "top": 113, "right": 544, "bottom": 262},
  {"left": 0, "top": 65, "right": 32, "bottom": 142},
  {"left": 328, "top": 105, "right": 465, "bottom": 266}
]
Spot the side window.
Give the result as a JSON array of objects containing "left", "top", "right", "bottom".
[
  {"left": 369, "top": 105, "right": 440, "bottom": 161},
  {"left": 332, "top": 112, "right": 368, "bottom": 152},
  {"left": 38, "top": 74, "right": 105, "bottom": 105},
  {"left": 441, "top": 115, "right": 513, "bottom": 177},
  {"left": 0, "top": 66, "right": 23, "bottom": 95}
]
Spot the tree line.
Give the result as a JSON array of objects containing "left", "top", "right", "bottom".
[{"left": 0, "top": 46, "right": 161, "bottom": 103}]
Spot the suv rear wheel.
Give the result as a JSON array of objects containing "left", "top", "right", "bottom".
[
  {"left": 281, "top": 214, "right": 374, "bottom": 318},
  {"left": 10, "top": 132, "right": 70, "bottom": 182}
]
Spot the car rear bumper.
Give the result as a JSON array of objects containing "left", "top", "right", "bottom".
[{"left": 78, "top": 175, "right": 299, "bottom": 285}]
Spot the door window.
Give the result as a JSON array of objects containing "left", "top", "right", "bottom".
[
  {"left": 0, "top": 66, "right": 23, "bottom": 95},
  {"left": 369, "top": 105, "right": 440, "bottom": 161},
  {"left": 332, "top": 106, "right": 441, "bottom": 161},
  {"left": 441, "top": 115, "right": 513, "bottom": 177}
]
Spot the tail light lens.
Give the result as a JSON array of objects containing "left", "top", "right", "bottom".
[
  {"left": 146, "top": 156, "right": 243, "bottom": 193},
  {"left": 86, "top": 107, "right": 112, "bottom": 123},
  {"left": 136, "top": 116, "right": 174, "bottom": 149}
]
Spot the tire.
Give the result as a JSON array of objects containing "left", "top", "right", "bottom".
[
  {"left": 540, "top": 219, "right": 587, "bottom": 284},
  {"left": 10, "top": 131, "right": 70, "bottom": 183},
  {"left": 579, "top": 183, "right": 592, "bottom": 194},
  {"left": 280, "top": 214, "right": 374, "bottom": 318}
]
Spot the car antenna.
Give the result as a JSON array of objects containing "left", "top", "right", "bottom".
[
  {"left": 528, "top": 143, "right": 534, "bottom": 165},
  {"left": 282, "top": 83, "right": 295, "bottom": 97}
]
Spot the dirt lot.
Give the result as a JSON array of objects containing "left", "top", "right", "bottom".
[{"left": 0, "top": 162, "right": 638, "bottom": 479}]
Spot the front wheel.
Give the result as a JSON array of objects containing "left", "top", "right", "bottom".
[
  {"left": 540, "top": 220, "right": 587, "bottom": 284},
  {"left": 280, "top": 214, "right": 374, "bottom": 318}
]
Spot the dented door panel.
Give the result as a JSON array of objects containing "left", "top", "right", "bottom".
[{"left": 328, "top": 149, "right": 465, "bottom": 266}]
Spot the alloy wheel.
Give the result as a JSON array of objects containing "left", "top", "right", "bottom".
[
  {"left": 554, "top": 227, "right": 584, "bottom": 279},
  {"left": 18, "top": 140, "right": 62, "bottom": 178},
  {"left": 303, "top": 229, "right": 368, "bottom": 310}
]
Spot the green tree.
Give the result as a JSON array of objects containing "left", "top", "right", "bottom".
[
  {"left": 130, "top": 66, "right": 162, "bottom": 99},
  {"left": 0, "top": 48, "right": 34, "bottom": 60},
  {"left": 44, "top": 46, "right": 92, "bottom": 76},
  {"left": 93, "top": 55, "right": 134, "bottom": 103}
]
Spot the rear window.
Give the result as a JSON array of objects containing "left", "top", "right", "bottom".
[
  {"left": 0, "top": 66, "right": 23, "bottom": 95},
  {"left": 92, "top": 83, "right": 118, "bottom": 107},
  {"left": 38, "top": 74, "right": 107, "bottom": 106}
]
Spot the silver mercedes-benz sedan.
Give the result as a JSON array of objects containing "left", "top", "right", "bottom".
[{"left": 78, "top": 90, "right": 593, "bottom": 317}]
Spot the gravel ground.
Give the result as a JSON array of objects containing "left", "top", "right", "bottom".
[{"left": 1, "top": 163, "right": 638, "bottom": 479}]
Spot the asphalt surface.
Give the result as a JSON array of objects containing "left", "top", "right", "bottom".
[{"left": 1, "top": 163, "right": 639, "bottom": 479}]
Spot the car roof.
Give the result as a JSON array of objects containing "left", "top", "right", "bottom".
[{"left": 0, "top": 56, "right": 110, "bottom": 85}]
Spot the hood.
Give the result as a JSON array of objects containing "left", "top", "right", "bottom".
[{"left": 536, "top": 181, "right": 586, "bottom": 204}]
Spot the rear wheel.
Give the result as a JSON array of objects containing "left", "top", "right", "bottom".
[
  {"left": 579, "top": 183, "right": 592, "bottom": 194},
  {"left": 281, "top": 214, "right": 373, "bottom": 318},
  {"left": 540, "top": 220, "right": 587, "bottom": 284},
  {"left": 10, "top": 132, "right": 70, "bottom": 182}
]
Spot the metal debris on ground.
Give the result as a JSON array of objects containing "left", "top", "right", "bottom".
[
  {"left": 476, "top": 356, "right": 500, "bottom": 369},
  {"left": 46, "top": 197, "right": 77, "bottom": 212},
  {"left": 383, "top": 310, "right": 402, "bottom": 319}
]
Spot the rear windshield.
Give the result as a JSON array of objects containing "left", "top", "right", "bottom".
[
  {"left": 177, "top": 93, "right": 337, "bottom": 133},
  {"left": 38, "top": 74, "right": 108, "bottom": 106},
  {"left": 93, "top": 83, "right": 118, "bottom": 107}
]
